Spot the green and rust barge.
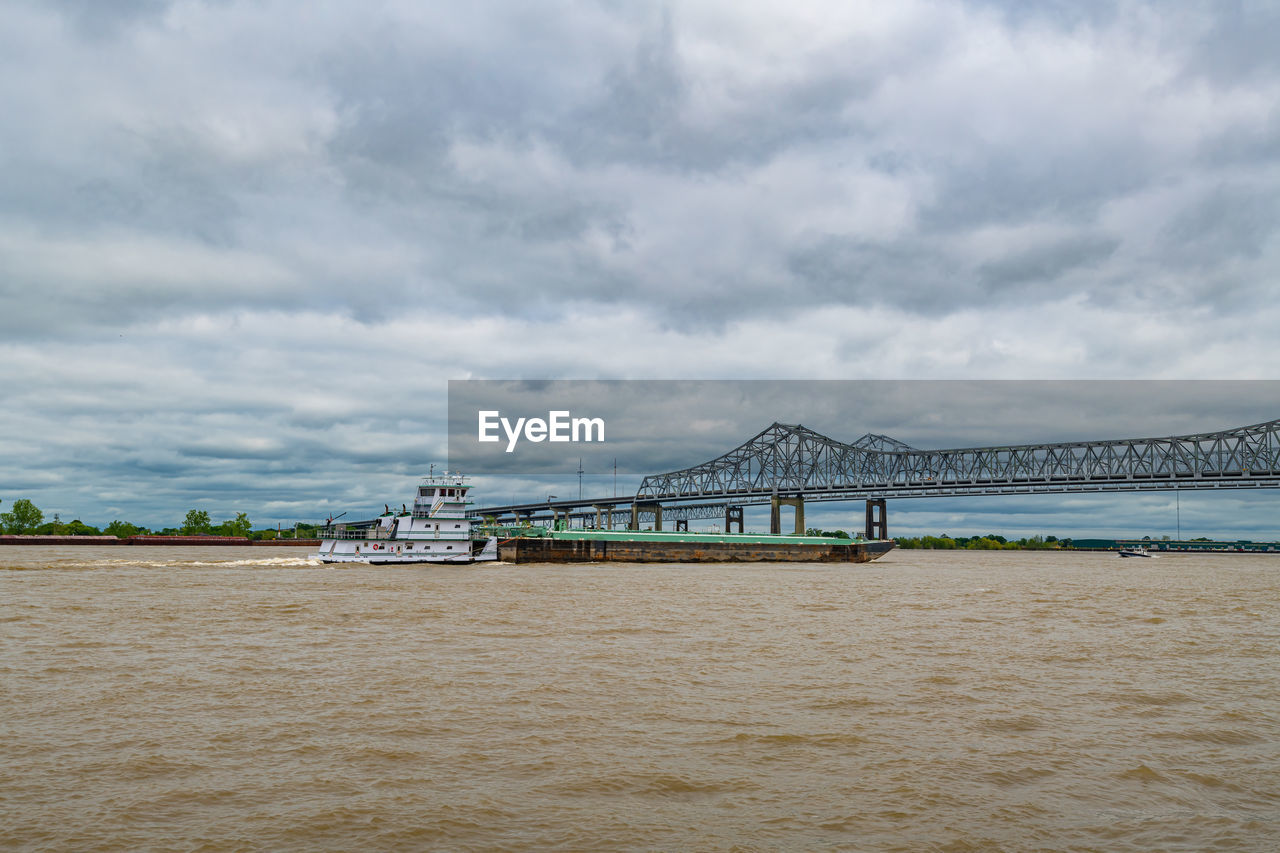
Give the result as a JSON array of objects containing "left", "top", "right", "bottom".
[{"left": 489, "top": 526, "right": 894, "bottom": 564}]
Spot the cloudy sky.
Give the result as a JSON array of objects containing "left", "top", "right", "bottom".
[{"left": 2, "top": 0, "right": 1278, "bottom": 535}]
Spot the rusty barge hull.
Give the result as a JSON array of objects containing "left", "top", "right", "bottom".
[{"left": 498, "top": 537, "right": 894, "bottom": 564}]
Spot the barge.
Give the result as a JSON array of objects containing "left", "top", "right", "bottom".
[{"left": 491, "top": 527, "right": 895, "bottom": 564}]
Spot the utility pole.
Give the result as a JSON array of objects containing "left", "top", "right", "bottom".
[{"left": 578, "top": 458, "right": 584, "bottom": 500}]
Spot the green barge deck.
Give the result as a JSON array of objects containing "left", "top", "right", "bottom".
[{"left": 490, "top": 528, "right": 895, "bottom": 564}]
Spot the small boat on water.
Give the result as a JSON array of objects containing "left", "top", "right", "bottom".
[
  {"left": 1118, "top": 546, "right": 1156, "bottom": 558},
  {"left": 314, "top": 472, "right": 498, "bottom": 564}
]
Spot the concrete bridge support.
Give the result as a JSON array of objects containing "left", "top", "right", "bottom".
[
  {"left": 725, "top": 506, "right": 744, "bottom": 533},
  {"left": 630, "top": 502, "right": 662, "bottom": 531},
  {"left": 593, "top": 505, "right": 615, "bottom": 530},
  {"left": 770, "top": 495, "right": 805, "bottom": 535},
  {"left": 865, "top": 499, "right": 887, "bottom": 540}
]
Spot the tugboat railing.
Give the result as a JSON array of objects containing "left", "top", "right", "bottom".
[
  {"left": 319, "top": 528, "right": 393, "bottom": 540},
  {"left": 319, "top": 527, "right": 482, "bottom": 541}
]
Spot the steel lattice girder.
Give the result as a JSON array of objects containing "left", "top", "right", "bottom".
[
  {"left": 636, "top": 419, "right": 1280, "bottom": 499},
  {"left": 503, "top": 502, "right": 731, "bottom": 525}
]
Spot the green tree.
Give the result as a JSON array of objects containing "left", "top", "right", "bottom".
[
  {"left": 215, "top": 512, "right": 252, "bottom": 537},
  {"left": 1, "top": 498, "right": 44, "bottom": 534},
  {"left": 65, "top": 520, "right": 101, "bottom": 536},
  {"left": 105, "top": 520, "right": 141, "bottom": 538},
  {"left": 181, "top": 509, "right": 211, "bottom": 535}
]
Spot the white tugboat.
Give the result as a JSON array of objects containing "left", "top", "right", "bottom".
[{"left": 314, "top": 472, "right": 498, "bottom": 564}]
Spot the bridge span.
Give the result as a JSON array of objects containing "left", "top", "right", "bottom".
[{"left": 471, "top": 418, "right": 1280, "bottom": 537}]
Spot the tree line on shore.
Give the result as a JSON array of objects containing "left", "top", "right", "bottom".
[
  {"left": 806, "top": 528, "right": 1070, "bottom": 549},
  {"left": 894, "top": 533, "right": 1070, "bottom": 549},
  {"left": 0, "top": 498, "right": 318, "bottom": 539}
]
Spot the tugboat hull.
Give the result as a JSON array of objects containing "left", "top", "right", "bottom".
[{"left": 318, "top": 536, "right": 498, "bottom": 564}]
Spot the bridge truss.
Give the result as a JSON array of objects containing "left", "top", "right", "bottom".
[{"left": 637, "top": 419, "right": 1280, "bottom": 501}]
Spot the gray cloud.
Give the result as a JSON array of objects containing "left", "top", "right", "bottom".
[
  {"left": 1161, "top": 182, "right": 1280, "bottom": 268},
  {"left": 978, "top": 232, "right": 1120, "bottom": 291},
  {"left": 39, "top": 0, "right": 174, "bottom": 38},
  {"left": 1185, "top": 1, "right": 1280, "bottom": 85}
]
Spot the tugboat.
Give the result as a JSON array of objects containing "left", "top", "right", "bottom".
[{"left": 314, "top": 472, "right": 498, "bottom": 564}]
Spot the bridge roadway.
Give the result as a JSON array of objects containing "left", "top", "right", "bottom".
[{"left": 470, "top": 418, "right": 1280, "bottom": 537}]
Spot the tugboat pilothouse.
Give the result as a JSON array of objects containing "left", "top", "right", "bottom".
[{"left": 314, "top": 473, "right": 498, "bottom": 564}]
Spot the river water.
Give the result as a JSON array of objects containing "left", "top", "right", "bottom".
[{"left": 2, "top": 546, "right": 1277, "bottom": 851}]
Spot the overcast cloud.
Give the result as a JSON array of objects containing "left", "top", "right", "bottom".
[{"left": 2, "top": 0, "right": 1278, "bottom": 533}]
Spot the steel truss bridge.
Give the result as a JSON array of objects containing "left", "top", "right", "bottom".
[{"left": 471, "top": 418, "right": 1280, "bottom": 537}]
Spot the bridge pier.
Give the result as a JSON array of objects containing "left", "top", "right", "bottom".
[
  {"left": 675, "top": 519, "right": 688, "bottom": 532},
  {"left": 630, "top": 502, "right": 662, "bottom": 531},
  {"left": 725, "top": 506, "right": 743, "bottom": 533},
  {"left": 593, "top": 505, "right": 616, "bottom": 530},
  {"left": 865, "top": 499, "right": 887, "bottom": 540},
  {"left": 770, "top": 495, "right": 805, "bottom": 535}
]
